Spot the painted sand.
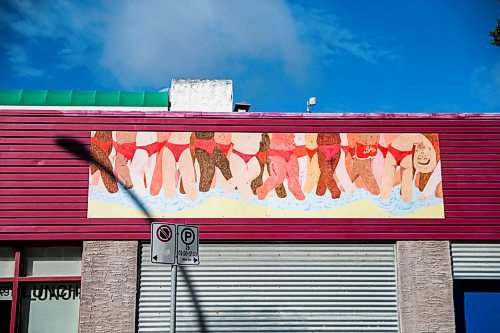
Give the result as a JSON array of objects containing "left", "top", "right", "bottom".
[{"left": 88, "top": 184, "right": 444, "bottom": 219}]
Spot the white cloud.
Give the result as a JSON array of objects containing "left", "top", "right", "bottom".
[
  {"left": 0, "top": 0, "right": 394, "bottom": 88},
  {"left": 99, "top": 1, "right": 394, "bottom": 87},
  {"left": 471, "top": 62, "right": 500, "bottom": 110},
  {"left": 293, "top": 4, "right": 395, "bottom": 65},
  {"left": 0, "top": 0, "right": 101, "bottom": 76},
  {"left": 100, "top": 0, "right": 309, "bottom": 87},
  {"left": 6, "top": 44, "right": 43, "bottom": 78}
]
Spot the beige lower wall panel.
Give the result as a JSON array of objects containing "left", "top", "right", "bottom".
[
  {"left": 397, "top": 241, "right": 455, "bottom": 333},
  {"left": 79, "top": 241, "right": 138, "bottom": 333}
]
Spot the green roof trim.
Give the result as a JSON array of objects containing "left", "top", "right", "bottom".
[
  {"left": 120, "top": 92, "right": 145, "bottom": 106},
  {"left": 144, "top": 91, "right": 168, "bottom": 106},
  {"left": 0, "top": 90, "right": 22, "bottom": 105},
  {"left": 71, "top": 91, "right": 96, "bottom": 106},
  {"left": 46, "top": 90, "right": 72, "bottom": 106},
  {"left": 0, "top": 90, "right": 169, "bottom": 107}
]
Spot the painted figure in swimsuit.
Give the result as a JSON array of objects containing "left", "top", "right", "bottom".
[
  {"left": 90, "top": 131, "right": 104, "bottom": 189},
  {"left": 250, "top": 133, "right": 287, "bottom": 198},
  {"left": 415, "top": 133, "right": 442, "bottom": 199},
  {"left": 214, "top": 132, "right": 235, "bottom": 192},
  {"left": 194, "top": 132, "right": 233, "bottom": 192},
  {"left": 346, "top": 133, "right": 363, "bottom": 189},
  {"left": 149, "top": 132, "right": 171, "bottom": 196},
  {"left": 129, "top": 132, "right": 158, "bottom": 197},
  {"left": 316, "top": 133, "right": 342, "bottom": 199},
  {"left": 336, "top": 133, "right": 355, "bottom": 194},
  {"left": 303, "top": 133, "right": 320, "bottom": 194},
  {"left": 294, "top": 133, "right": 308, "bottom": 188},
  {"left": 114, "top": 131, "right": 137, "bottom": 190},
  {"left": 380, "top": 133, "right": 437, "bottom": 202},
  {"left": 215, "top": 133, "right": 232, "bottom": 156},
  {"left": 257, "top": 133, "right": 305, "bottom": 200},
  {"left": 90, "top": 131, "right": 118, "bottom": 194},
  {"left": 371, "top": 134, "right": 388, "bottom": 189},
  {"left": 229, "top": 132, "right": 262, "bottom": 200},
  {"left": 379, "top": 133, "right": 402, "bottom": 188},
  {"left": 349, "top": 133, "right": 380, "bottom": 196},
  {"left": 162, "top": 132, "right": 197, "bottom": 200}
]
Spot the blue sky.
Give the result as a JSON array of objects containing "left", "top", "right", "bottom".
[{"left": 0, "top": 0, "right": 498, "bottom": 113}]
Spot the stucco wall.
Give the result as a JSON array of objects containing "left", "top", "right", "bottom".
[
  {"left": 397, "top": 241, "right": 456, "bottom": 333},
  {"left": 170, "top": 79, "right": 233, "bottom": 112},
  {"left": 79, "top": 241, "right": 138, "bottom": 333}
]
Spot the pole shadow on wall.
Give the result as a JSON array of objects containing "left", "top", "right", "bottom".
[{"left": 56, "top": 137, "right": 208, "bottom": 333}]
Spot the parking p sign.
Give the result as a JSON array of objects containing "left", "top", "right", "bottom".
[{"left": 177, "top": 225, "right": 199, "bottom": 265}]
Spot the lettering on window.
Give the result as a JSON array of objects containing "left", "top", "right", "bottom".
[
  {"left": 24, "top": 284, "right": 80, "bottom": 301},
  {"left": 0, "top": 286, "right": 12, "bottom": 300}
]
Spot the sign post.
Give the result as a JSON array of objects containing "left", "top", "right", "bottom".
[
  {"left": 151, "top": 223, "right": 200, "bottom": 333},
  {"left": 170, "top": 264, "right": 177, "bottom": 333}
]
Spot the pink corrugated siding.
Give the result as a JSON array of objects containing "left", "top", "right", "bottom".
[{"left": 1, "top": 109, "right": 499, "bottom": 241}]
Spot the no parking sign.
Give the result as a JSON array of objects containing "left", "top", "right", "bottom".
[{"left": 151, "top": 223, "right": 176, "bottom": 264}]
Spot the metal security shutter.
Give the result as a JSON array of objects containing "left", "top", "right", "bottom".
[
  {"left": 138, "top": 243, "right": 399, "bottom": 332},
  {"left": 451, "top": 243, "right": 500, "bottom": 279}
]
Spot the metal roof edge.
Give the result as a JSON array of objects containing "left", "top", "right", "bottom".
[{"left": 1, "top": 108, "right": 499, "bottom": 119}]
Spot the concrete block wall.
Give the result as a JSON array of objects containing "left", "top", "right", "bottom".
[
  {"left": 396, "top": 241, "right": 456, "bottom": 333},
  {"left": 79, "top": 241, "right": 139, "bottom": 333}
]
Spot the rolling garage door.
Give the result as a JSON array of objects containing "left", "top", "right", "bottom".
[
  {"left": 137, "top": 243, "right": 399, "bottom": 332},
  {"left": 451, "top": 243, "right": 500, "bottom": 279}
]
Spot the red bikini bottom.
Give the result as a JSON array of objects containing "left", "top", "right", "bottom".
[
  {"left": 91, "top": 137, "right": 113, "bottom": 152},
  {"left": 388, "top": 145, "right": 414, "bottom": 166},
  {"left": 306, "top": 148, "right": 317, "bottom": 159},
  {"left": 137, "top": 142, "right": 158, "bottom": 157},
  {"left": 164, "top": 142, "right": 190, "bottom": 162},
  {"left": 232, "top": 149, "right": 255, "bottom": 164},
  {"left": 216, "top": 143, "right": 232, "bottom": 155},
  {"left": 317, "top": 144, "right": 340, "bottom": 161},
  {"left": 268, "top": 149, "right": 294, "bottom": 162},
  {"left": 114, "top": 142, "right": 137, "bottom": 161},
  {"left": 194, "top": 138, "right": 216, "bottom": 155}
]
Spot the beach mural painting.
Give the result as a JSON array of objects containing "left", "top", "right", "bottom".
[{"left": 88, "top": 131, "right": 444, "bottom": 218}]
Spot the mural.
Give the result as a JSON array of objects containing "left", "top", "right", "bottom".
[{"left": 88, "top": 131, "right": 444, "bottom": 218}]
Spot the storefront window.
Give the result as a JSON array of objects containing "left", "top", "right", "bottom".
[
  {"left": 0, "top": 284, "right": 12, "bottom": 332},
  {"left": 455, "top": 280, "right": 500, "bottom": 333},
  {"left": 0, "top": 248, "right": 15, "bottom": 277},
  {"left": 19, "top": 283, "right": 80, "bottom": 333},
  {"left": 24, "top": 247, "right": 81, "bottom": 276},
  {"left": 0, "top": 246, "right": 82, "bottom": 333}
]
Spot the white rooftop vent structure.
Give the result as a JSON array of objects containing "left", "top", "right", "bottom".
[{"left": 169, "top": 79, "right": 233, "bottom": 112}]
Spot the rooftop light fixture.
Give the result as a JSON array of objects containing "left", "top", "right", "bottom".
[
  {"left": 306, "top": 96, "right": 316, "bottom": 113},
  {"left": 233, "top": 101, "right": 251, "bottom": 112}
]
